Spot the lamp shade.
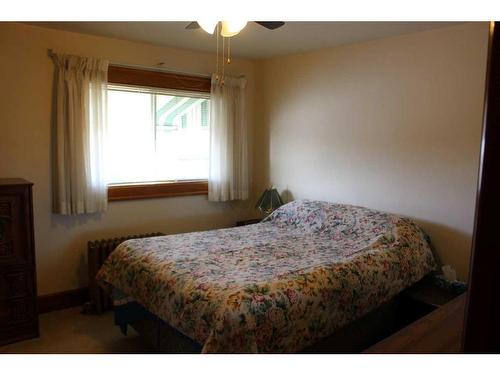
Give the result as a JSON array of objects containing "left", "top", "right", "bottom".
[
  {"left": 220, "top": 20, "right": 248, "bottom": 37},
  {"left": 255, "top": 188, "right": 284, "bottom": 214},
  {"left": 198, "top": 20, "right": 218, "bottom": 34}
]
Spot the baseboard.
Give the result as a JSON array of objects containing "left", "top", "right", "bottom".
[{"left": 37, "top": 287, "right": 89, "bottom": 314}]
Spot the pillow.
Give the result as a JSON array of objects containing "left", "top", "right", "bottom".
[
  {"left": 263, "top": 199, "right": 331, "bottom": 232},
  {"left": 264, "top": 199, "right": 393, "bottom": 238},
  {"left": 322, "top": 204, "right": 387, "bottom": 237}
]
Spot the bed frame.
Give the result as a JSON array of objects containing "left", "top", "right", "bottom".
[{"left": 113, "top": 277, "right": 440, "bottom": 353}]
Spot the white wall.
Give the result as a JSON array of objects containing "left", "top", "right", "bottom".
[
  {"left": 255, "top": 23, "right": 489, "bottom": 280},
  {"left": 0, "top": 23, "right": 256, "bottom": 295}
]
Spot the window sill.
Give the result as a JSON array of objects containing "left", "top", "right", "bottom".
[{"left": 108, "top": 180, "right": 208, "bottom": 202}]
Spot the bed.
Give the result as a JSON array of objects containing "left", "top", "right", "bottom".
[{"left": 96, "top": 199, "right": 436, "bottom": 353}]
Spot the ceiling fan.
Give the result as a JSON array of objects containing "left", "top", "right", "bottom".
[
  {"left": 185, "top": 21, "right": 285, "bottom": 36},
  {"left": 187, "top": 21, "right": 284, "bottom": 86}
]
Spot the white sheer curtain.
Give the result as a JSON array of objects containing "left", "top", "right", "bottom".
[
  {"left": 52, "top": 52, "right": 109, "bottom": 214},
  {"left": 208, "top": 74, "right": 249, "bottom": 201}
]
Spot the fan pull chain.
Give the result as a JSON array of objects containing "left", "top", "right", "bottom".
[
  {"left": 215, "top": 22, "right": 220, "bottom": 82},
  {"left": 221, "top": 36, "right": 225, "bottom": 86},
  {"left": 214, "top": 22, "right": 233, "bottom": 86}
]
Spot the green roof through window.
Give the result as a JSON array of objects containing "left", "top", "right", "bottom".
[
  {"left": 166, "top": 98, "right": 198, "bottom": 125},
  {"left": 156, "top": 96, "right": 180, "bottom": 119}
]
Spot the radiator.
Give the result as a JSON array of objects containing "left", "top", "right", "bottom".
[{"left": 86, "top": 232, "right": 164, "bottom": 314}]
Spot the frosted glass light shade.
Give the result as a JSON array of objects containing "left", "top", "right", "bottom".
[
  {"left": 220, "top": 20, "right": 247, "bottom": 37},
  {"left": 198, "top": 20, "right": 218, "bottom": 34}
]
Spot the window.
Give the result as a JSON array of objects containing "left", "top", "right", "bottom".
[
  {"left": 107, "top": 86, "right": 210, "bottom": 183},
  {"left": 106, "top": 66, "right": 211, "bottom": 201}
]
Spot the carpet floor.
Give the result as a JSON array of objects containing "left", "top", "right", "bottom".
[{"left": 0, "top": 307, "right": 153, "bottom": 354}]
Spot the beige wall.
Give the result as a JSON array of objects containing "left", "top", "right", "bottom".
[
  {"left": 255, "top": 23, "right": 489, "bottom": 280},
  {"left": 0, "top": 22, "right": 488, "bottom": 295},
  {"left": 0, "top": 23, "right": 257, "bottom": 295}
]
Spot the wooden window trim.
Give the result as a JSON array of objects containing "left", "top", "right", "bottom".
[
  {"left": 108, "top": 180, "right": 208, "bottom": 202},
  {"left": 108, "top": 65, "right": 211, "bottom": 93},
  {"left": 107, "top": 66, "right": 211, "bottom": 201}
]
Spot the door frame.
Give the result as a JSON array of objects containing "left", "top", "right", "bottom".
[{"left": 463, "top": 21, "right": 500, "bottom": 353}]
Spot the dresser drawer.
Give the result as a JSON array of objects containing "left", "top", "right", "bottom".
[
  {"left": 0, "top": 297, "right": 36, "bottom": 331},
  {"left": 0, "top": 268, "right": 34, "bottom": 300},
  {"left": 0, "top": 191, "right": 32, "bottom": 265}
]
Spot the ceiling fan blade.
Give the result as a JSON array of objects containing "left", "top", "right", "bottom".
[
  {"left": 255, "top": 21, "right": 285, "bottom": 30},
  {"left": 185, "top": 21, "right": 200, "bottom": 30}
]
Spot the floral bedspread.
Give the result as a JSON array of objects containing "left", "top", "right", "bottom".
[{"left": 96, "top": 200, "right": 436, "bottom": 353}]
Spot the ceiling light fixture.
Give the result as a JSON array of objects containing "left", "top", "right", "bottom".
[
  {"left": 197, "top": 20, "right": 218, "bottom": 35},
  {"left": 186, "top": 21, "right": 284, "bottom": 86},
  {"left": 195, "top": 21, "right": 248, "bottom": 86},
  {"left": 197, "top": 20, "right": 248, "bottom": 37},
  {"left": 220, "top": 20, "right": 248, "bottom": 37}
]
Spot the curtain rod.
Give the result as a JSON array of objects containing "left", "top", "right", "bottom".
[
  {"left": 48, "top": 49, "right": 211, "bottom": 78},
  {"left": 112, "top": 63, "right": 245, "bottom": 80},
  {"left": 47, "top": 49, "right": 244, "bottom": 79}
]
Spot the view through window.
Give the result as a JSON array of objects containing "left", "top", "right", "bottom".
[{"left": 107, "top": 85, "right": 210, "bottom": 184}]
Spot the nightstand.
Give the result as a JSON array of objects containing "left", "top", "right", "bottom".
[{"left": 236, "top": 219, "right": 261, "bottom": 227}]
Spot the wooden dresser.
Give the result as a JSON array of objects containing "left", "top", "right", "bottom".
[{"left": 0, "top": 179, "right": 39, "bottom": 345}]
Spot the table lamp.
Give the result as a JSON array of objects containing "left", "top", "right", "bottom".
[{"left": 255, "top": 187, "right": 284, "bottom": 215}]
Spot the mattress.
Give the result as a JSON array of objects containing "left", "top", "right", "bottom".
[{"left": 97, "top": 199, "right": 436, "bottom": 353}]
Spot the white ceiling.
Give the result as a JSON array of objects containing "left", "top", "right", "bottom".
[{"left": 30, "top": 22, "right": 463, "bottom": 59}]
